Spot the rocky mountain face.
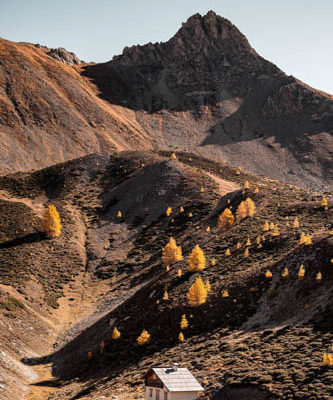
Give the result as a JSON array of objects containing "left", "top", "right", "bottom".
[
  {"left": 83, "top": 11, "right": 333, "bottom": 191},
  {"left": 35, "top": 44, "right": 82, "bottom": 65},
  {"left": 0, "top": 11, "right": 332, "bottom": 190}
]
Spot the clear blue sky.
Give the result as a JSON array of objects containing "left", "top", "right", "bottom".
[{"left": 1, "top": 0, "right": 333, "bottom": 94}]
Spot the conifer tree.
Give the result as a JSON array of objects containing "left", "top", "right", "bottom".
[
  {"left": 206, "top": 226, "right": 210, "bottom": 232},
  {"left": 264, "top": 221, "right": 269, "bottom": 231},
  {"left": 162, "top": 237, "right": 183, "bottom": 266},
  {"left": 265, "top": 270, "right": 272, "bottom": 278},
  {"left": 316, "top": 272, "right": 322, "bottom": 282},
  {"left": 293, "top": 217, "right": 299, "bottom": 228},
  {"left": 205, "top": 280, "right": 211, "bottom": 293},
  {"left": 180, "top": 314, "right": 189, "bottom": 330},
  {"left": 244, "top": 248, "right": 249, "bottom": 258},
  {"left": 236, "top": 242, "right": 241, "bottom": 249},
  {"left": 236, "top": 201, "right": 247, "bottom": 221},
  {"left": 298, "top": 265, "right": 305, "bottom": 281},
  {"left": 163, "top": 288, "right": 169, "bottom": 300},
  {"left": 218, "top": 208, "right": 234, "bottom": 230},
  {"left": 321, "top": 197, "right": 328, "bottom": 207},
  {"left": 222, "top": 290, "right": 229, "bottom": 298},
  {"left": 211, "top": 257, "right": 216, "bottom": 266},
  {"left": 253, "top": 187, "right": 259, "bottom": 194},
  {"left": 323, "top": 352, "right": 328, "bottom": 366},
  {"left": 269, "top": 222, "right": 275, "bottom": 230},
  {"left": 137, "top": 330, "right": 150, "bottom": 346},
  {"left": 246, "top": 237, "right": 251, "bottom": 246},
  {"left": 180, "top": 206, "right": 184, "bottom": 213},
  {"left": 166, "top": 207, "right": 172, "bottom": 217},
  {"left": 42, "top": 205, "right": 62, "bottom": 238},
  {"left": 170, "top": 152, "right": 177, "bottom": 160},
  {"left": 281, "top": 268, "right": 289, "bottom": 279},
  {"left": 272, "top": 226, "right": 280, "bottom": 236},
  {"left": 244, "top": 180, "right": 250, "bottom": 189},
  {"left": 188, "top": 245, "right": 206, "bottom": 272},
  {"left": 112, "top": 327, "right": 121, "bottom": 340},
  {"left": 177, "top": 268, "right": 182, "bottom": 277},
  {"left": 225, "top": 248, "right": 231, "bottom": 256},
  {"left": 117, "top": 210, "right": 122, "bottom": 218},
  {"left": 245, "top": 197, "right": 256, "bottom": 217},
  {"left": 187, "top": 277, "right": 207, "bottom": 306},
  {"left": 188, "top": 212, "right": 193, "bottom": 218},
  {"left": 179, "top": 332, "right": 184, "bottom": 342}
]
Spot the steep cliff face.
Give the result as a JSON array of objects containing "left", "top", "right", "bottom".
[{"left": 83, "top": 11, "right": 333, "bottom": 191}]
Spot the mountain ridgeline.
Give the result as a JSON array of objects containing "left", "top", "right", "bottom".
[{"left": 0, "top": 11, "right": 332, "bottom": 189}]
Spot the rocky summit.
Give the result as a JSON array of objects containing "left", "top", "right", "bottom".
[{"left": 0, "top": 11, "right": 332, "bottom": 190}]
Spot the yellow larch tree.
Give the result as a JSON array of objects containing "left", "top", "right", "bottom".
[
  {"left": 177, "top": 268, "right": 183, "bottom": 277},
  {"left": 321, "top": 197, "right": 328, "bottom": 207},
  {"left": 218, "top": 208, "right": 234, "bottom": 230},
  {"left": 188, "top": 245, "right": 206, "bottom": 272},
  {"left": 117, "top": 210, "right": 122, "bottom": 218},
  {"left": 264, "top": 221, "right": 269, "bottom": 231},
  {"left": 236, "top": 201, "right": 247, "bottom": 221},
  {"left": 166, "top": 207, "right": 172, "bottom": 217},
  {"left": 170, "top": 152, "right": 177, "bottom": 160},
  {"left": 42, "top": 205, "right": 62, "bottom": 238},
  {"left": 225, "top": 248, "right": 231, "bottom": 256},
  {"left": 137, "top": 330, "right": 150, "bottom": 346},
  {"left": 205, "top": 280, "right": 211, "bottom": 293},
  {"left": 244, "top": 180, "right": 250, "bottom": 189},
  {"left": 180, "top": 314, "right": 189, "bottom": 330},
  {"left": 222, "top": 290, "right": 229, "bottom": 298},
  {"left": 162, "top": 237, "right": 183, "bottom": 266},
  {"left": 293, "top": 217, "right": 299, "bottom": 228},
  {"left": 316, "top": 272, "right": 322, "bottom": 282},
  {"left": 244, "top": 248, "right": 249, "bottom": 258},
  {"left": 298, "top": 265, "right": 305, "bottom": 281},
  {"left": 281, "top": 268, "right": 289, "bottom": 279},
  {"left": 265, "top": 270, "right": 272, "bottom": 278},
  {"left": 179, "top": 332, "right": 184, "bottom": 342},
  {"left": 112, "top": 327, "right": 121, "bottom": 340},
  {"left": 245, "top": 197, "right": 256, "bottom": 217},
  {"left": 187, "top": 277, "right": 207, "bottom": 306}
]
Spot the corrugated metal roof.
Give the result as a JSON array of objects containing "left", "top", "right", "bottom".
[{"left": 152, "top": 367, "right": 204, "bottom": 392}]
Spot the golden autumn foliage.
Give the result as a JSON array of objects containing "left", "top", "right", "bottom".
[
  {"left": 42, "top": 205, "right": 62, "bottom": 238},
  {"left": 236, "top": 201, "right": 247, "bottom": 221},
  {"left": 293, "top": 217, "right": 300, "bottom": 228},
  {"left": 298, "top": 265, "right": 305, "bottom": 280},
  {"left": 170, "top": 152, "right": 177, "bottom": 160},
  {"left": 300, "top": 232, "right": 312, "bottom": 245},
  {"left": 245, "top": 197, "right": 256, "bottom": 217},
  {"left": 244, "top": 248, "right": 249, "bottom": 258},
  {"left": 179, "top": 332, "right": 184, "bottom": 342},
  {"left": 205, "top": 280, "right": 211, "bottom": 293},
  {"left": 206, "top": 226, "right": 210, "bottom": 232},
  {"left": 163, "top": 289, "right": 169, "bottom": 300},
  {"left": 253, "top": 187, "right": 259, "bottom": 194},
  {"left": 321, "top": 197, "right": 328, "bottom": 207},
  {"left": 272, "top": 226, "right": 280, "bottom": 236},
  {"left": 177, "top": 268, "right": 183, "bottom": 277},
  {"left": 187, "top": 276, "right": 207, "bottom": 306},
  {"left": 218, "top": 208, "right": 234, "bottom": 230},
  {"left": 180, "top": 206, "right": 184, "bottom": 213},
  {"left": 166, "top": 207, "right": 172, "bottom": 217},
  {"left": 269, "top": 222, "right": 275, "bottom": 230},
  {"left": 211, "top": 257, "right": 216, "bottom": 266},
  {"left": 188, "top": 245, "right": 206, "bottom": 272},
  {"left": 112, "top": 327, "right": 121, "bottom": 340},
  {"left": 180, "top": 314, "right": 189, "bottom": 330},
  {"left": 225, "top": 248, "right": 231, "bottom": 256},
  {"left": 246, "top": 237, "right": 251, "bottom": 246},
  {"left": 244, "top": 180, "right": 250, "bottom": 189},
  {"left": 236, "top": 242, "right": 242, "bottom": 250},
  {"left": 188, "top": 212, "right": 193, "bottom": 218},
  {"left": 281, "top": 268, "right": 289, "bottom": 279},
  {"left": 264, "top": 221, "right": 269, "bottom": 231},
  {"left": 117, "top": 210, "right": 122, "bottom": 218},
  {"left": 162, "top": 237, "right": 183, "bottom": 266},
  {"left": 265, "top": 270, "right": 272, "bottom": 278},
  {"left": 316, "top": 272, "right": 322, "bottom": 282},
  {"left": 137, "top": 330, "right": 150, "bottom": 346},
  {"left": 222, "top": 290, "right": 229, "bottom": 298}
]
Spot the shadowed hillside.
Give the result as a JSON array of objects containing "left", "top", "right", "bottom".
[{"left": 0, "top": 151, "right": 332, "bottom": 399}]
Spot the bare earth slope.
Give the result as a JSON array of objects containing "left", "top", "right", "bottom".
[
  {"left": 0, "top": 39, "right": 151, "bottom": 174},
  {"left": 0, "top": 151, "right": 332, "bottom": 399}
]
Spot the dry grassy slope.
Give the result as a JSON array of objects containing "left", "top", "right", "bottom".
[
  {"left": 0, "top": 151, "right": 332, "bottom": 400},
  {"left": 0, "top": 39, "right": 151, "bottom": 174}
]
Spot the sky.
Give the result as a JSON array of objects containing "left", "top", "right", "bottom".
[{"left": 1, "top": 0, "right": 333, "bottom": 93}]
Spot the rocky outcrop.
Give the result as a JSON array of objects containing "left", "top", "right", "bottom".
[{"left": 46, "top": 47, "right": 81, "bottom": 65}]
